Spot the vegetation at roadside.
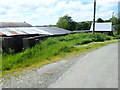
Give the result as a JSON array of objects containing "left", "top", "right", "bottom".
[{"left": 2, "top": 33, "right": 118, "bottom": 73}]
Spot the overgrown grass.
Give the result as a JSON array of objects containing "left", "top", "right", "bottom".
[{"left": 2, "top": 33, "right": 117, "bottom": 73}]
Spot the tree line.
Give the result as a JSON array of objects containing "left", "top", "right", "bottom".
[{"left": 49, "top": 15, "right": 120, "bottom": 35}]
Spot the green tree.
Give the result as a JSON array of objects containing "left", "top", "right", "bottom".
[
  {"left": 106, "top": 16, "right": 120, "bottom": 35},
  {"left": 81, "top": 22, "right": 90, "bottom": 30},
  {"left": 49, "top": 25, "right": 56, "bottom": 27},
  {"left": 115, "top": 19, "right": 120, "bottom": 35},
  {"left": 109, "top": 16, "right": 118, "bottom": 25},
  {"left": 56, "top": 15, "right": 76, "bottom": 31},
  {"left": 97, "top": 18, "right": 104, "bottom": 22},
  {"left": 76, "top": 22, "right": 91, "bottom": 30},
  {"left": 76, "top": 22, "right": 82, "bottom": 30},
  {"left": 104, "top": 20, "right": 111, "bottom": 22}
]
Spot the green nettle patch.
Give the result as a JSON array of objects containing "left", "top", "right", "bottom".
[{"left": 2, "top": 33, "right": 117, "bottom": 72}]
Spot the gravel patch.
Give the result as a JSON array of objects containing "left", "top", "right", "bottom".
[{"left": 1, "top": 53, "right": 86, "bottom": 88}]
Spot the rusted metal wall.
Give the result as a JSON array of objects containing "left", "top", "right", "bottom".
[
  {"left": 2, "top": 37, "right": 15, "bottom": 53},
  {"left": 2, "top": 34, "right": 48, "bottom": 53}
]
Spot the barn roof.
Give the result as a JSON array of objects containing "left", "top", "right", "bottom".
[
  {"left": 37, "top": 27, "right": 71, "bottom": 35},
  {"left": 90, "top": 22, "right": 112, "bottom": 31},
  {"left": 0, "top": 22, "right": 32, "bottom": 28},
  {"left": 0, "top": 27, "right": 51, "bottom": 36},
  {"left": 0, "top": 27, "right": 72, "bottom": 36}
]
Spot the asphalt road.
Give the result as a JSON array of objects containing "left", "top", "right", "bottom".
[{"left": 49, "top": 43, "right": 118, "bottom": 88}]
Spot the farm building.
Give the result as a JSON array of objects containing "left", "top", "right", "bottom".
[
  {"left": 0, "top": 22, "right": 73, "bottom": 52},
  {"left": 90, "top": 22, "right": 114, "bottom": 35},
  {"left": 0, "top": 22, "right": 32, "bottom": 28},
  {"left": 0, "top": 22, "right": 72, "bottom": 36},
  {"left": 0, "top": 22, "right": 115, "bottom": 53}
]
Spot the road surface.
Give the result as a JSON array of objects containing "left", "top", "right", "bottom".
[{"left": 49, "top": 43, "right": 118, "bottom": 88}]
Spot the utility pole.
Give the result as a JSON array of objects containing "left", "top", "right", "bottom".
[{"left": 92, "top": 0, "right": 96, "bottom": 34}]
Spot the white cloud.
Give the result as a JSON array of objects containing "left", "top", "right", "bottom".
[
  {"left": 55, "top": 1, "right": 67, "bottom": 11},
  {"left": 0, "top": 0, "right": 119, "bottom": 25}
]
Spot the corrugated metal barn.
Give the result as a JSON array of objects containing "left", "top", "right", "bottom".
[
  {"left": 0, "top": 22, "right": 114, "bottom": 53},
  {"left": 0, "top": 22, "right": 73, "bottom": 53}
]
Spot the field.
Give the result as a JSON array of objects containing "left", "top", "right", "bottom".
[{"left": 2, "top": 33, "right": 118, "bottom": 73}]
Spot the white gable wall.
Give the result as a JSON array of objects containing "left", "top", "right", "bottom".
[{"left": 90, "top": 22, "right": 112, "bottom": 31}]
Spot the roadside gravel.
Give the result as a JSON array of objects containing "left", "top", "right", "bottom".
[{"left": 2, "top": 53, "right": 85, "bottom": 88}]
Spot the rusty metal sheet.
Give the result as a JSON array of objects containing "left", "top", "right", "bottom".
[
  {"left": 8, "top": 30, "right": 19, "bottom": 35},
  {"left": 7, "top": 28, "right": 27, "bottom": 35},
  {"left": 0, "top": 27, "right": 54, "bottom": 36},
  {"left": 0, "top": 32, "right": 5, "bottom": 36}
]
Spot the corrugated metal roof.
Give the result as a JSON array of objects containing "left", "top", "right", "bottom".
[
  {"left": 15, "top": 27, "right": 52, "bottom": 35},
  {"left": 0, "top": 27, "right": 71, "bottom": 36},
  {"left": 37, "top": 27, "right": 71, "bottom": 34},
  {"left": 7, "top": 28, "right": 27, "bottom": 35},
  {"left": 0, "top": 28, "right": 15, "bottom": 36},
  {"left": 0, "top": 22, "right": 32, "bottom": 28},
  {"left": 8, "top": 30, "right": 19, "bottom": 35},
  {"left": 0, "top": 32, "right": 5, "bottom": 36},
  {"left": 90, "top": 22, "right": 112, "bottom": 31},
  {"left": 0, "top": 27, "right": 52, "bottom": 36}
]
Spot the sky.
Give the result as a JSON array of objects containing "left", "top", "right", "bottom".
[{"left": 0, "top": 0, "right": 119, "bottom": 25}]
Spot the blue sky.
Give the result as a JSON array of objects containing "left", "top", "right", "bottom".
[{"left": 0, "top": 0, "right": 119, "bottom": 25}]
